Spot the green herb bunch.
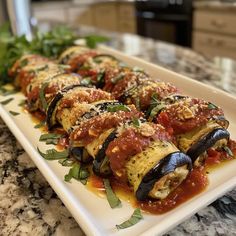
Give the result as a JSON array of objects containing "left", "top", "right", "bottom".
[{"left": 0, "top": 23, "right": 109, "bottom": 86}]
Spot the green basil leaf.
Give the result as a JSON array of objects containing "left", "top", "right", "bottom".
[
  {"left": 132, "top": 118, "right": 141, "bottom": 128},
  {"left": 107, "top": 104, "right": 131, "bottom": 112},
  {"left": 0, "top": 87, "right": 17, "bottom": 96},
  {"left": 81, "top": 78, "right": 91, "bottom": 86},
  {"left": 45, "top": 139, "right": 59, "bottom": 145},
  {"left": 132, "top": 66, "right": 144, "bottom": 72},
  {"left": 34, "top": 120, "right": 45, "bottom": 129},
  {"left": 18, "top": 99, "right": 26, "bottom": 107},
  {"left": 39, "top": 133, "right": 62, "bottom": 141},
  {"left": 9, "top": 110, "right": 20, "bottom": 116},
  {"left": 37, "top": 147, "right": 69, "bottom": 160},
  {"left": 85, "top": 35, "right": 109, "bottom": 49},
  {"left": 64, "top": 163, "right": 90, "bottom": 184},
  {"left": 0, "top": 97, "right": 14, "bottom": 105},
  {"left": 97, "top": 72, "right": 105, "bottom": 83},
  {"left": 19, "top": 58, "right": 28, "bottom": 68},
  {"left": 116, "top": 208, "right": 143, "bottom": 229},
  {"left": 111, "top": 74, "right": 124, "bottom": 84},
  {"left": 149, "top": 103, "right": 165, "bottom": 118},
  {"left": 58, "top": 159, "right": 74, "bottom": 167},
  {"left": 208, "top": 102, "right": 218, "bottom": 110},
  {"left": 103, "top": 178, "right": 121, "bottom": 209},
  {"left": 223, "top": 146, "right": 234, "bottom": 157},
  {"left": 39, "top": 82, "right": 49, "bottom": 111}
]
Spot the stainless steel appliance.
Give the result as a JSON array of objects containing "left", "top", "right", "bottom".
[
  {"left": 0, "top": 0, "right": 32, "bottom": 39},
  {"left": 136, "top": 0, "right": 193, "bottom": 47}
]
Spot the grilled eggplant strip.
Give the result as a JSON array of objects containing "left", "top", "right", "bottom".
[
  {"left": 69, "top": 146, "right": 93, "bottom": 164},
  {"left": 27, "top": 73, "right": 82, "bottom": 112},
  {"left": 186, "top": 128, "right": 230, "bottom": 164},
  {"left": 46, "top": 84, "right": 84, "bottom": 129},
  {"left": 133, "top": 151, "right": 192, "bottom": 201},
  {"left": 92, "top": 129, "right": 117, "bottom": 177}
]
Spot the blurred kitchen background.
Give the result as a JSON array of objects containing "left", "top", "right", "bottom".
[{"left": 1, "top": 0, "right": 236, "bottom": 60}]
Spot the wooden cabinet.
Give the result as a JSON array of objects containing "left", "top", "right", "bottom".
[
  {"left": 193, "top": 31, "right": 236, "bottom": 60},
  {"left": 117, "top": 2, "right": 137, "bottom": 34},
  {"left": 193, "top": 8, "right": 236, "bottom": 59},
  {"left": 194, "top": 10, "right": 236, "bottom": 36},
  {"left": 93, "top": 2, "right": 118, "bottom": 32},
  {"left": 33, "top": 1, "right": 137, "bottom": 34},
  {"left": 67, "top": 7, "right": 93, "bottom": 26}
]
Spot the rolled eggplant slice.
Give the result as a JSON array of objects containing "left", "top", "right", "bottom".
[
  {"left": 126, "top": 141, "right": 192, "bottom": 201},
  {"left": 91, "top": 129, "right": 117, "bottom": 177},
  {"left": 177, "top": 121, "right": 230, "bottom": 164},
  {"left": 186, "top": 128, "right": 230, "bottom": 164},
  {"left": 58, "top": 46, "right": 96, "bottom": 64},
  {"left": 46, "top": 84, "right": 83, "bottom": 129},
  {"left": 69, "top": 145, "right": 93, "bottom": 164},
  {"left": 27, "top": 73, "right": 82, "bottom": 112}
]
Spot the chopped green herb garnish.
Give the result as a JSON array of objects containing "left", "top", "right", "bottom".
[
  {"left": 103, "top": 178, "right": 121, "bottom": 209},
  {"left": 149, "top": 103, "right": 165, "bottom": 119},
  {"left": 132, "top": 66, "right": 144, "bottom": 72},
  {"left": 34, "top": 64, "right": 49, "bottom": 74},
  {"left": 18, "top": 99, "right": 26, "bottom": 107},
  {"left": 34, "top": 120, "right": 45, "bottom": 129},
  {"left": 107, "top": 104, "right": 131, "bottom": 112},
  {"left": 39, "top": 133, "right": 62, "bottom": 141},
  {"left": 116, "top": 208, "right": 143, "bottom": 229},
  {"left": 19, "top": 58, "right": 28, "bottom": 68},
  {"left": 132, "top": 118, "right": 141, "bottom": 128},
  {"left": 0, "top": 97, "right": 14, "bottom": 105},
  {"left": 37, "top": 147, "right": 69, "bottom": 160},
  {"left": 58, "top": 159, "right": 74, "bottom": 167},
  {"left": 97, "top": 72, "right": 105, "bottom": 83},
  {"left": 81, "top": 78, "right": 91, "bottom": 86},
  {"left": 64, "top": 163, "right": 90, "bottom": 184},
  {"left": 0, "top": 25, "right": 77, "bottom": 85},
  {"left": 9, "top": 110, "right": 20, "bottom": 116},
  {"left": 39, "top": 82, "right": 49, "bottom": 111},
  {"left": 223, "top": 146, "right": 234, "bottom": 157},
  {"left": 0, "top": 87, "right": 17, "bottom": 96},
  {"left": 85, "top": 35, "right": 109, "bottom": 49},
  {"left": 208, "top": 102, "right": 218, "bottom": 110},
  {"left": 111, "top": 74, "right": 124, "bottom": 84},
  {"left": 100, "top": 156, "right": 111, "bottom": 176}
]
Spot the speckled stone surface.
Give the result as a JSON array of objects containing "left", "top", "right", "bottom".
[{"left": 1, "top": 28, "right": 236, "bottom": 235}]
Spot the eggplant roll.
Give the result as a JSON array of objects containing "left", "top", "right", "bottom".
[
  {"left": 90, "top": 122, "right": 192, "bottom": 200},
  {"left": 26, "top": 73, "right": 82, "bottom": 112},
  {"left": 46, "top": 85, "right": 113, "bottom": 131},
  {"left": 155, "top": 97, "right": 229, "bottom": 164},
  {"left": 58, "top": 46, "right": 98, "bottom": 72},
  {"left": 9, "top": 54, "right": 50, "bottom": 79}
]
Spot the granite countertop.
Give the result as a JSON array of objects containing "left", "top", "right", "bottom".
[{"left": 1, "top": 28, "right": 236, "bottom": 236}]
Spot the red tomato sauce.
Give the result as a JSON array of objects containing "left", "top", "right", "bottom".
[
  {"left": 106, "top": 125, "right": 171, "bottom": 182},
  {"left": 59, "top": 89, "right": 112, "bottom": 109},
  {"left": 70, "top": 108, "right": 141, "bottom": 145},
  {"left": 157, "top": 98, "right": 225, "bottom": 135},
  {"left": 205, "top": 140, "right": 236, "bottom": 166},
  {"left": 68, "top": 51, "right": 97, "bottom": 72},
  {"left": 138, "top": 167, "right": 208, "bottom": 214}
]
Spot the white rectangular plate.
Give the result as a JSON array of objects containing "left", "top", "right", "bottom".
[{"left": 1, "top": 45, "right": 236, "bottom": 236}]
